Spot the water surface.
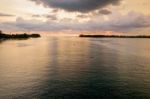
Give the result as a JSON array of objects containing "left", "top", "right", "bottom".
[{"left": 0, "top": 36, "right": 150, "bottom": 99}]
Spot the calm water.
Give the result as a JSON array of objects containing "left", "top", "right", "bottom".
[{"left": 0, "top": 36, "right": 150, "bottom": 99}]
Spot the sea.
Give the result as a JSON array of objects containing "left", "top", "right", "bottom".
[{"left": 0, "top": 35, "right": 150, "bottom": 99}]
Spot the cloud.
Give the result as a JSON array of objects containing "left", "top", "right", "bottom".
[
  {"left": 0, "top": 12, "right": 150, "bottom": 33},
  {"left": 29, "top": 0, "right": 121, "bottom": 13},
  {"left": 32, "top": 14, "right": 57, "bottom": 20},
  {"left": 0, "top": 12, "right": 15, "bottom": 17},
  {"left": 107, "top": 12, "right": 150, "bottom": 31},
  {"left": 45, "top": 15, "right": 57, "bottom": 20},
  {"left": 32, "top": 14, "right": 41, "bottom": 17},
  {"left": 77, "top": 14, "right": 88, "bottom": 18},
  {"left": 0, "top": 17, "right": 69, "bottom": 32},
  {"left": 98, "top": 9, "right": 112, "bottom": 15}
]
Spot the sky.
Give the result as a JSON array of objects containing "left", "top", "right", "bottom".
[{"left": 0, "top": 0, "right": 150, "bottom": 34}]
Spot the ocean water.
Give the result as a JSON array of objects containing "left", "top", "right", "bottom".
[{"left": 0, "top": 36, "right": 150, "bottom": 99}]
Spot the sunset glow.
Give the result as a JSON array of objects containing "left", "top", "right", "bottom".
[{"left": 0, "top": 0, "right": 150, "bottom": 34}]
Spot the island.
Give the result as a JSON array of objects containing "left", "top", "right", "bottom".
[
  {"left": 0, "top": 30, "right": 41, "bottom": 39},
  {"left": 79, "top": 34, "right": 150, "bottom": 38}
]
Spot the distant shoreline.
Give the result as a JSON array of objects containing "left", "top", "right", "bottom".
[
  {"left": 79, "top": 34, "right": 150, "bottom": 38},
  {"left": 0, "top": 32, "right": 41, "bottom": 40}
]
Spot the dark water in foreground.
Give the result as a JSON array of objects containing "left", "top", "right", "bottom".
[{"left": 0, "top": 36, "right": 150, "bottom": 99}]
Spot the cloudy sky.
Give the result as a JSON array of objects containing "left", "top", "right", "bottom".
[{"left": 0, "top": 0, "right": 150, "bottom": 34}]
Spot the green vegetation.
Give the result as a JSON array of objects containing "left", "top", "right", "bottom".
[{"left": 0, "top": 30, "right": 41, "bottom": 39}]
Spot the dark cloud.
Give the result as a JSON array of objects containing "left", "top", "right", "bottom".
[
  {"left": 0, "top": 13, "right": 14, "bottom": 17},
  {"left": 45, "top": 15, "right": 57, "bottom": 20},
  {"left": 32, "top": 14, "right": 57, "bottom": 20},
  {"left": 30, "top": 0, "right": 121, "bottom": 12},
  {"left": 98, "top": 9, "right": 112, "bottom": 15},
  {"left": 52, "top": 9, "right": 59, "bottom": 13},
  {"left": 77, "top": 14, "right": 88, "bottom": 18}
]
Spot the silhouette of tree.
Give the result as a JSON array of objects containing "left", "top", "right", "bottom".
[{"left": 0, "top": 30, "right": 2, "bottom": 34}]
